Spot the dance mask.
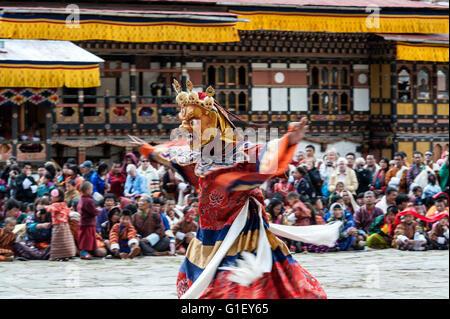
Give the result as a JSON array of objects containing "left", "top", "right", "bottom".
[{"left": 173, "top": 79, "right": 236, "bottom": 148}]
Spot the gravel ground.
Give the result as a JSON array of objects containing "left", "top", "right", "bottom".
[{"left": 0, "top": 249, "right": 448, "bottom": 299}]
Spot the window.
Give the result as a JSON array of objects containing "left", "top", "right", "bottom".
[
  {"left": 312, "top": 93, "right": 319, "bottom": 112},
  {"left": 321, "top": 68, "right": 329, "bottom": 85},
  {"left": 398, "top": 67, "right": 411, "bottom": 101},
  {"left": 208, "top": 66, "right": 216, "bottom": 85},
  {"left": 218, "top": 92, "right": 226, "bottom": 106},
  {"left": 417, "top": 68, "right": 431, "bottom": 99},
  {"left": 331, "top": 68, "right": 338, "bottom": 85},
  {"left": 228, "top": 67, "right": 236, "bottom": 85},
  {"left": 238, "top": 92, "right": 247, "bottom": 112},
  {"left": 238, "top": 66, "right": 247, "bottom": 86},
  {"left": 228, "top": 92, "right": 236, "bottom": 110},
  {"left": 218, "top": 66, "right": 226, "bottom": 84},
  {"left": 437, "top": 67, "right": 449, "bottom": 99},
  {"left": 309, "top": 64, "right": 351, "bottom": 112},
  {"left": 312, "top": 67, "right": 319, "bottom": 86},
  {"left": 341, "top": 93, "right": 349, "bottom": 112}
]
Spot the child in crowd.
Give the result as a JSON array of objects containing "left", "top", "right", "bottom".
[
  {"left": 77, "top": 181, "right": 102, "bottom": 260},
  {"left": 46, "top": 188, "right": 76, "bottom": 261},
  {"left": 367, "top": 206, "right": 398, "bottom": 249},
  {"left": 428, "top": 214, "right": 449, "bottom": 250},
  {"left": 0, "top": 217, "right": 17, "bottom": 261},
  {"left": 171, "top": 209, "right": 198, "bottom": 255},
  {"left": 109, "top": 209, "right": 140, "bottom": 259},
  {"left": 64, "top": 180, "right": 80, "bottom": 206},
  {"left": 393, "top": 210, "right": 428, "bottom": 251}
]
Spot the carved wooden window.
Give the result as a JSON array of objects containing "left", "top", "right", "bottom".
[
  {"left": 208, "top": 66, "right": 216, "bottom": 85},
  {"left": 238, "top": 66, "right": 247, "bottom": 85},
  {"left": 309, "top": 64, "right": 351, "bottom": 112},
  {"left": 437, "top": 67, "right": 448, "bottom": 99},
  {"left": 397, "top": 67, "right": 411, "bottom": 101},
  {"left": 417, "top": 67, "right": 431, "bottom": 99},
  {"left": 228, "top": 66, "right": 236, "bottom": 85},
  {"left": 218, "top": 66, "right": 226, "bottom": 84},
  {"left": 238, "top": 92, "right": 247, "bottom": 112}
]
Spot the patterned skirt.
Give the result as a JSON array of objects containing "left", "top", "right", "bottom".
[
  {"left": 50, "top": 223, "right": 76, "bottom": 260},
  {"left": 177, "top": 199, "right": 327, "bottom": 299}
]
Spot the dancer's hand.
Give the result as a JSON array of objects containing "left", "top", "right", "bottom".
[
  {"left": 287, "top": 117, "right": 309, "bottom": 146},
  {"left": 129, "top": 135, "right": 148, "bottom": 147}
]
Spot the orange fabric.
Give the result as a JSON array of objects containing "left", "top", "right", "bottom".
[
  {"left": 139, "top": 144, "right": 155, "bottom": 158},
  {"left": 109, "top": 223, "right": 138, "bottom": 246}
]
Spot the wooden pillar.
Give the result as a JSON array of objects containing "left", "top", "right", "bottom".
[
  {"left": 78, "top": 88, "right": 84, "bottom": 126},
  {"left": 78, "top": 147, "right": 86, "bottom": 164},
  {"left": 12, "top": 105, "right": 18, "bottom": 158},
  {"left": 45, "top": 103, "right": 53, "bottom": 161},
  {"left": 130, "top": 63, "right": 137, "bottom": 124}
]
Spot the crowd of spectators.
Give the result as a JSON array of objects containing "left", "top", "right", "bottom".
[{"left": 0, "top": 145, "right": 448, "bottom": 262}]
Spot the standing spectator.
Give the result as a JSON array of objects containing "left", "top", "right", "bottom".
[
  {"left": 365, "top": 154, "right": 380, "bottom": 181},
  {"left": 305, "top": 144, "right": 321, "bottom": 169},
  {"left": 406, "top": 151, "right": 426, "bottom": 186},
  {"left": 124, "top": 164, "right": 149, "bottom": 199},
  {"left": 385, "top": 152, "right": 408, "bottom": 194},
  {"left": 345, "top": 153, "right": 356, "bottom": 169},
  {"left": 355, "top": 157, "right": 372, "bottom": 195},
  {"left": 320, "top": 149, "right": 338, "bottom": 198},
  {"left": 15, "top": 161, "right": 38, "bottom": 204},
  {"left": 439, "top": 157, "right": 449, "bottom": 191},
  {"left": 1, "top": 157, "right": 17, "bottom": 182},
  {"left": 306, "top": 158, "right": 322, "bottom": 196},
  {"left": 77, "top": 181, "right": 102, "bottom": 260},
  {"left": 353, "top": 191, "right": 384, "bottom": 237},
  {"left": 79, "top": 160, "right": 95, "bottom": 182},
  {"left": 424, "top": 151, "right": 440, "bottom": 174},
  {"left": 121, "top": 153, "right": 138, "bottom": 175},
  {"left": 375, "top": 187, "right": 399, "bottom": 214},
  {"left": 133, "top": 195, "right": 171, "bottom": 256},
  {"left": 46, "top": 188, "right": 76, "bottom": 261},
  {"left": 328, "top": 157, "right": 359, "bottom": 195},
  {"left": 0, "top": 177, "right": 9, "bottom": 202},
  {"left": 372, "top": 157, "right": 389, "bottom": 195},
  {"left": 137, "top": 155, "right": 160, "bottom": 194},
  {"left": 108, "top": 161, "right": 127, "bottom": 200},
  {"left": 90, "top": 162, "right": 110, "bottom": 196}
]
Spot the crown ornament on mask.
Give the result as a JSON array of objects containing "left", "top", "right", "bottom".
[{"left": 173, "top": 79, "right": 216, "bottom": 113}]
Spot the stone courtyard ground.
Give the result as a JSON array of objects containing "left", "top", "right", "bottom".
[{"left": 0, "top": 249, "right": 448, "bottom": 299}]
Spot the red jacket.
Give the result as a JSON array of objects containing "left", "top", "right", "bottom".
[
  {"left": 108, "top": 171, "right": 127, "bottom": 199},
  {"left": 77, "top": 195, "right": 100, "bottom": 227}
]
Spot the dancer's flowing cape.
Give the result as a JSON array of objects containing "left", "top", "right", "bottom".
[{"left": 139, "top": 135, "right": 341, "bottom": 299}]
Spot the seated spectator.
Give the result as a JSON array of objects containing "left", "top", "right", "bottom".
[
  {"left": 152, "top": 197, "right": 171, "bottom": 233},
  {"left": 326, "top": 203, "right": 361, "bottom": 251},
  {"left": 394, "top": 194, "right": 410, "bottom": 213},
  {"left": 1, "top": 198, "right": 27, "bottom": 227},
  {"left": 293, "top": 166, "right": 314, "bottom": 198},
  {"left": 90, "top": 162, "right": 110, "bottom": 196},
  {"left": 328, "top": 157, "right": 358, "bottom": 195},
  {"left": 274, "top": 176, "right": 294, "bottom": 201},
  {"left": 172, "top": 208, "right": 198, "bottom": 255},
  {"left": 101, "top": 207, "right": 121, "bottom": 242},
  {"left": 109, "top": 209, "right": 140, "bottom": 259},
  {"left": 340, "top": 190, "right": 360, "bottom": 216},
  {"left": 353, "top": 191, "right": 384, "bottom": 239},
  {"left": 25, "top": 198, "right": 52, "bottom": 247},
  {"left": 411, "top": 186, "right": 424, "bottom": 206},
  {"left": 137, "top": 155, "right": 161, "bottom": 195},
  {"left": 124, "top": 164, "right": 149, "bottom": 199},
  {"left": 426, "top": 198, "right": 449, "bottom": 217},
  {"left": 96, "top": 194, "right": 117, "bottom": 233},
  {"left": 428, "top": 214, "right": 449, "bottom": 250},
  {"left": 375, "top": 187, "right": 399, "bottom": 214},
  {"left": 37, "top": 173, "right": 56, "bottom": 197},
  {"left": 311, "top": 197, "right": 325, "bottom": 218},
  {"left": 15, "top": 161, "right": 38, "bottom": 205},
  {"left": 329, "top": 182, "right": 345, "bottom": 205},
  {"left": 133, "top": 195, "right": 171, "bottom": 256},
  {"left": 286, "top": 192, "right": 312, "bottom": 227},
  {"left": 367, "top": 206, "right": 398, "bottom": 249},
  {"left": 392, "top": 208, "right": 427, "bottom": 251},
  {"left": 356, "top": 193, "right": 365, "bottom": 207},
  {"left": 64, "top": 180, "right": 80, "bottom": 207},
  {"left": 267, "top": 199, "right": 287, "bottom": 225},
  {"left": 422, "top": 175, "right": 442, "bottom": 200},
  {"left": 0, "top": 217, "right": 17, "bottom": 262}
]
